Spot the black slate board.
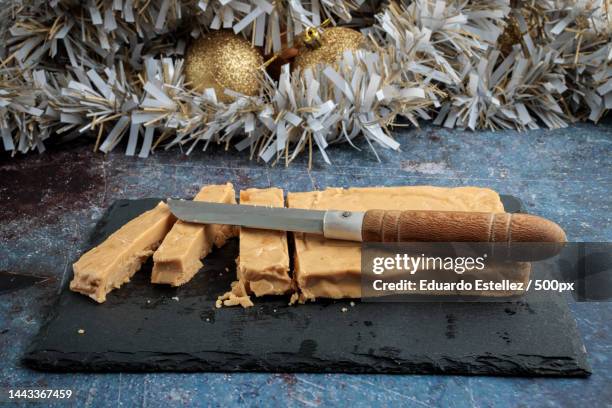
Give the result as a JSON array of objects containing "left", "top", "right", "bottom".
[{"left": 23, "top": 197, "right": 591, "bottom": 376}]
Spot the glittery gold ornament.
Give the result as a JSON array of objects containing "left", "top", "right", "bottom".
[
  {"left": 293, "top": 27, "right": 366, "bottom": 71},
  {"left": 184, "top": 30, "right": 264, "bottom": 103}
]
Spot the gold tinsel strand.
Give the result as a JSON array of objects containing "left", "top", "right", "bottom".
[{"left": 0, "top": 0, "right": 610, "bottom": 158}]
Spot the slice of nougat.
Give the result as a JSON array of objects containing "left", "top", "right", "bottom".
[
  {"left": 237, "top": 188, "right": 292, "bottom": 296},
  {"left": 217, "top": 188, "right": 291, "bottom": 308},
  {"left": 71, "top": 202, "right": 176, "bottom": 303},
  {"left": 287, "top": 186, "right": 514, "bottom": 302},
  {"left": 152, "top": 183, "right": 237, "bottom": 286}
]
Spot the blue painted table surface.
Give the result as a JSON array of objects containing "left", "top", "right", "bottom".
[{"left": 0, "top": 121, "right": 610, "bottom": 407}]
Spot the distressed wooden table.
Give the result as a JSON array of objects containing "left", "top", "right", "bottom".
[{"left": 1, "top": 122, "right": 610, "bottom": 407}]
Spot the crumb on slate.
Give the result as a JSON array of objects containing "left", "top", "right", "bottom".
[
  {"left": 350, "top": 301, "right": 355, "bottom": 307},
  {"left": 341, "top": 307, "right": 348, "bottom": 313},
  {"left": 77, "top": 329, "right": 85, "bottom": 334},
  {"left": 172, "top": 296, "right": 179, "bottom": 301}
]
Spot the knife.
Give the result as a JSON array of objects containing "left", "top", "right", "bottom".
[{"left": 167, "top": 200, "right": 566, "bottom": 244}]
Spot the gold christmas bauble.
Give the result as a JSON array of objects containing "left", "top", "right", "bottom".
[
  {"left": 184, "top": 30, "right": 264, "bottom": 103},
  {"left": 293, "top": 27, "right": 366, "bottom": 71}
]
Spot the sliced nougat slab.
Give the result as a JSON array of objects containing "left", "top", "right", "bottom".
[
  {"left": 237, "top": 188, "right": 292, "bottom": 296},
  {"left": 152, "top": 183, "right": 237, "bottom": 286},
  {"left": 70, "top": 202, "right": 176, "bottom": 303},
  {"left": 287, "top": 186, "right": 511, "bottom": 301}
]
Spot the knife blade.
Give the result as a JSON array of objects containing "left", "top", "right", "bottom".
[
  {"left": 167, "top": 199, "right": 567, "bottom": 246},
  {"left": 167, "top": 199, "right": 364, "bottom": 240},
  {"left": 168, "top": 199, "right": 330, "bottom": 234}
]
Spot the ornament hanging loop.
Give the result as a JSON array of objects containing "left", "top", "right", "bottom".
[
  {"left": 261, "top": 19, "right": 332, "bottom": 68},
  {"left": 303, "top": 18, "right": 332, "bottom": 49},
  {"left": 303, "top": 27, "right": 322, "bottom": 48}
]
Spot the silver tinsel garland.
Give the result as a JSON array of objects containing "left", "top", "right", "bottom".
[{"left": 0, "top": 0, "right": 610, "bottom": 162}]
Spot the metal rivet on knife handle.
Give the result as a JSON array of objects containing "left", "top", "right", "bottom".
[{"left": 323, "top": 210, "right": 366, "bottom": 241}]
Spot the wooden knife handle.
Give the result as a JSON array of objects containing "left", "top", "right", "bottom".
[{"left": 362, "top": 210, "right": 567, "bottom": 243}]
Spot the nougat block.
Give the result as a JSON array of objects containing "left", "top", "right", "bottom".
[
  {"left": 237, "top": 188, "right": 292, "bottom": 296},
  {"left": 287, "top": 186, "right": 510, "bottom": 301},
  {"left": 152, "top": 183, "right": 237, "bottom": 286},
  {"left": 70, "top": 202, "right": 176, "bottom": 303}
]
